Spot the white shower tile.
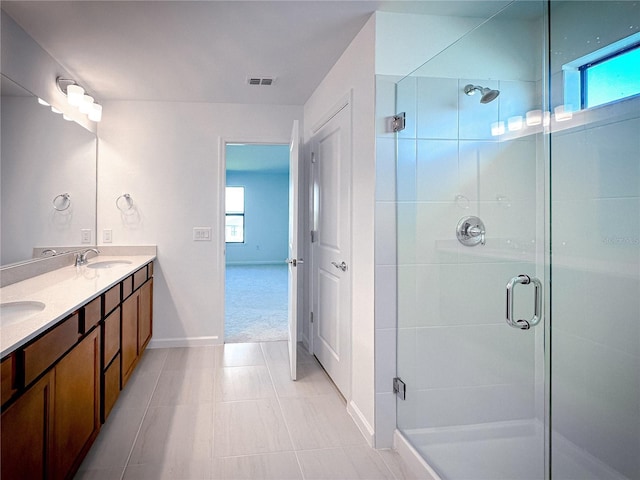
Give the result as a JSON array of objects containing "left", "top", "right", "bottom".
[
  {"left": 412, "top": 383, "right": 535, "bottom": 428},
  {"left": 397, "top": 265, "right": 417, "bottom": 328},
  {"left": 459, "top": 79, "right": 499, "bottom": 140},
  {"left": 415, "top": 202, "right": 459, "bottom": 264},
  {"left": 375, "top": 202, "right": 397, "bottom": 266},
  {"left": 416, "top": 140, "right": 459, "bottom": 202},
  {"left": 397, "top": 76, "right": 417, "bottom": 139},
  {"left": 376, "top": 137, "right": 397, "bottom": 202},
  {"left": 416, "top": 77, "right": 459, "bottom": 139},
  {"left": 498, "top": 80, "right": 539, "bottom": 120},
  {"left": 397, "top": 139, "right": 417, "bottom": 202},
  {"left": 414, "top": 325, "right": 536, "bottom": 390},
  {"left": 397, "top": 203, "right": 417, "bottom": 266},
  {"left": 375, "top": 265, "right": 397, "bottom": 330}
]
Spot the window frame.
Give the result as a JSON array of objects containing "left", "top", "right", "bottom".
[
  {"left": 579, "top": 42, "right": 640, "bottom": 109},
  {"left": 225, "top": 186, "right": 245, "bottom": 244}
]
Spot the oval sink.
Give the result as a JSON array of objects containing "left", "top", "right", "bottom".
[
  {"left": 0, "top": 301, "right": 46, "bottom": 327},
  {"left": 86, "top": 260, "right": 133, "bottom": 269}
]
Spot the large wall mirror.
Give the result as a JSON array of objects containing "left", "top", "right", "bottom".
[{"left": 1, "top": 74, "right": 97, "bottom": 267}]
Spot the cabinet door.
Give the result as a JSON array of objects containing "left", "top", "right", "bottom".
[
  {"left": 51, "top": 328, "right": 100, "bottom": 480},
  {"left": 1, "top": 373, "right": 53, "bottom": 480},
  {"left": 121, "top": 292, "right": 138, "bottom": 386},
  {"left": 139, "top": 279, "right": 153, "bottom": 351}
]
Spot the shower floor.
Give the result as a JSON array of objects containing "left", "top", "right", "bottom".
[{"left": 403, "top": 420, "right": 628, "bottom": 480}]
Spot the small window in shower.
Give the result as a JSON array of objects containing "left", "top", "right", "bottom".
[
  {"left": 580, "top": 44, "right": 640, "bottom": 108},
  {"left": 563, "top": 32, "right": 640, "bottom": 110}
]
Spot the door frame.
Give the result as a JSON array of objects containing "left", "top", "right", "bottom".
[{"left": 217, "top": 135, "right": 302, "bottom": 343}]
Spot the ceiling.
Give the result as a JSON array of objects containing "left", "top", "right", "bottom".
[{"left": 2, "top": 1, "right": 512, "bottom": 105}]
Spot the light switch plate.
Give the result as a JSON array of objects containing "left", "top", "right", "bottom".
[
  {"left": 193, "top": 227, "right": 212, "bottom": 241},
  {"left": 81, "top": 229, "right": 91, "bottom": 244},
  {"left": 103, "top": 229, "right": 113, "bottom": 243}
]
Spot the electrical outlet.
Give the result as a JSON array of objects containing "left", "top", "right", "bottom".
[
  {"left": 81, "top": 229, "right": 91, "bottom": 244},
  {"left": 193, "top": 227, "right": 212, "bottom": 241},
  {"left": 103, "top": 229, "right": 113, "bottom": 243}
]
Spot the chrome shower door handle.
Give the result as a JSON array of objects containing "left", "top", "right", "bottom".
[
  {"left": 506, "top": 274, "right": 543, "bottom": 330},
  {"left": 331, "top": 261, "right": 347, "bottom": 272}
]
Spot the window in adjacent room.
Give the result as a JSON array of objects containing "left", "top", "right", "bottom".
[
  {"left": 225, "top": 186, "right": 245, "bottom": 243},
  {"left": 563, "top": 33, "right": 640, "bottom": 111}
]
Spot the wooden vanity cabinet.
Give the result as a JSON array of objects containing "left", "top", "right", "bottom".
[
  {"left": 122, "top": 266, "right": 153, "bottom": 387},
  {"left": 1, "top": 313, "right": 99, "bottom": 480}
]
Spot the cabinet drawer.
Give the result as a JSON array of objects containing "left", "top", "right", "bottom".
[
  {"left": 103, "top": 354, "right": 120, "bottom": 421},
  {"left": 122, "top": 275, "right": 133, "bottom": 300},
  {"left": 84, "top": 296, "right": 102, "bottom": 332},
  {"left": 103, "top": 307, "right": 120, "bottom": 365},
  {"left": 104, "top": 284, "right": 120, "bottom": 315},
  {"left": 1, "top": 355, "right": 16, "bottom": 406},
  {"left": 133, "top": 267, "right": 147, "bottom": 291},
  {"left": 24, "top": 314, "right": 79, "bottom": 386}
]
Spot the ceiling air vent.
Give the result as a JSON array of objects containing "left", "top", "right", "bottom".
[{"left": 247, "top": 76, "right": 276, "bottom": 86}]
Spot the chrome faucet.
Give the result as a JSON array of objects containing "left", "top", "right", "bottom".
[{"left": 76, "top": 248, "right": 100, "bottom": 266}]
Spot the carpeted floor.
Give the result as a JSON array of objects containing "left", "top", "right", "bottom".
[{"left": 225, "top": 264, "right": 289, "bottom": 343}]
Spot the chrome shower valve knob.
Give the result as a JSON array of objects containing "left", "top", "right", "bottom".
[{"left": 456, "top": 216, "right": 486, "bottom": 246}]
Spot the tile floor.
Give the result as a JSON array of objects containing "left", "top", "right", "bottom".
[{"left": 76, "top": 341, "right": 417, "bottom": 479}]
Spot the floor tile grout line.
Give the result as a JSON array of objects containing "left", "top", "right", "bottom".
[
  {"left": 118, "top": 350, "right": 168, "bottom": 480},
  {"left": 375, "top": 448, "right": 402, "bottom": 480},
  {"left": 260, "top": 342, "right": 307, "bottom": 480}
]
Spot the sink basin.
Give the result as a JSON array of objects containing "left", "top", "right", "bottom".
[
  {"left": 86, "top": 260, "right": 133, "bottom": 269},
  {"left": 0, "top": 301, "right": 46, "bottom": 327}
]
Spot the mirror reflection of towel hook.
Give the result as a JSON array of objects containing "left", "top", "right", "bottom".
[
  {"left": 116, "top": 193, "right": 134, "bottom": 211},
  {"left": 53, "top": 193, "right": 71, "bottom": 211}
]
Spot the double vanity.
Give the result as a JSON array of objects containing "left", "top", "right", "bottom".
[{"left": 0, "top": 250, "right": 155, "bottom": 479}]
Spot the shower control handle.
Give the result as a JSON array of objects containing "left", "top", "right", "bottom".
[
  {"left": 506, "top": 274, "right": 543, "bottom": 330},
  {"left": 456, "top": 216, "right": 486, "bottom": 247}
]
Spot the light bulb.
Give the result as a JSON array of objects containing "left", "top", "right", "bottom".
[
  {"left": 79, "top": 95, "right": 94, "bottom": 114},
  {"left": 508, "top": 116, "right": 523, "bottom": 131},
  {"left": 88, "top": 103, "right": 102, "bottom": 122},
  {"left": 67, "top": 84, "right": 85, "bottom": 106},
  {"left": 491, "top": 121, "right": 505, "bottom": 136},
  {"left": 525, "top": 110, "right": 542, "bottom": 126},
  {"left": 51, "top": 106, "right": 63, "bottom": 114},
  {"left": 38, "top": 98, "right": 50, "bottom": 106},
  {"left": 62, "top": 114, "right": 73, "bottom": 121}
]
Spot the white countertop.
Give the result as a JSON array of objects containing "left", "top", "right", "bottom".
[{"left": 0, "top": 255, "right": 155, "bottom": 357}]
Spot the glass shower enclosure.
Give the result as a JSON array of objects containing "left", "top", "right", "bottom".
[{"left": 394, "top": 1, "right": 639, "bottom": 479}]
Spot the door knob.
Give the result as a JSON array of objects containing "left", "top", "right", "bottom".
[
  {"left": 285, "top": 258, "right": 303, "bottom": 267},
  {"left": 331, "top": 261, "right": 347, "bottom": 272}
]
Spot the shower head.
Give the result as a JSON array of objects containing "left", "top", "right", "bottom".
[{"left": 463, "top": 84, "right": 500, "bottom": 104}]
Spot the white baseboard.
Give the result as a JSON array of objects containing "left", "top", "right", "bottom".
[
  {"left": 347, "top": 401, "right": 375, "bottom": 447},
  {"left": 147, "top": 336, "right": 221, "bottom": 349},
  {"left": 394, "top": 429, "right": 441, "bottom": 480}
]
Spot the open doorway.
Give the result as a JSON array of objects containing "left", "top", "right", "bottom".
[{"left": 224, "top": 143, "right": 290, "bottom": 343}]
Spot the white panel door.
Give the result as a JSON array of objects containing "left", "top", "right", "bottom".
[
  {"left": 311, "top": 104, "right": 351, "bottom": 398},
  {"left": 287, "top": 120, "right": 300, "bottom": 381}
]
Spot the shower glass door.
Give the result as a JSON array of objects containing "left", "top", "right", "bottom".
[{"left": 395, "top": 1, "right": 548, "bottom": 478}]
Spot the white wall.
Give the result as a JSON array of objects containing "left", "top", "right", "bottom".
[
  {"left": 225, "top": 171, "right": 289, "bottom": 265},
  {"left": 98, "top": 101, "right": 302, "bottom": 346},
  {"left": 303, "top": 14, "right": 376, "bottom": 441}
]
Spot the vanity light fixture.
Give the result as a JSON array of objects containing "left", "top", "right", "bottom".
[{"left": 55, "top": 76, "right": 102, "bottom": 123}]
